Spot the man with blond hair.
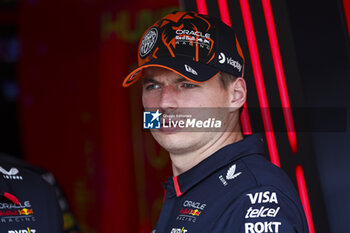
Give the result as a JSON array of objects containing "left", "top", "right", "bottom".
[{"left": 123, "top": 11, "right": 308, "bottom": 233}]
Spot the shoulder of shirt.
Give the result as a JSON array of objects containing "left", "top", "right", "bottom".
[
  {"left": 219, "top": 154, "right": 304, "bottom": 212},
  {"left": 0, "top": 153, "right": 56, "bottom": 184},
  {"left": 236, "top": 154, "right": 301, "bottom": 204}
]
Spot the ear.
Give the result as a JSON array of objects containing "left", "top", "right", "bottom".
[{"left": 228, "top": 77, "right": 247, "bottom": 111}]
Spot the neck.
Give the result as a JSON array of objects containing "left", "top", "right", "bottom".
[{"left": 170, "top": 125, "right": 243, "bottom": 176}]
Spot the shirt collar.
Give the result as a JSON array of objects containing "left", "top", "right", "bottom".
[
  {"left": 0, "top": 176, "right": 20, "bottom": 205},
  {"left": 0, "top": 161, "right": 20, "bottom": 204},
  {"left": 167, "top": 134, "right": 265, "bottom": 197}
]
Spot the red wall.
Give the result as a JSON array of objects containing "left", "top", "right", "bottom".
[{"left": 19, "top": 1, "right": 178, "bottom": 232}]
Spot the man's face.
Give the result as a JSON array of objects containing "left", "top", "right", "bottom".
[{"left": 142, "top": 67, "right": 236, "bottom": 155}]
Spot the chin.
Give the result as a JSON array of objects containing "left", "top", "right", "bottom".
[{"left": 151, "top": 131, "right": 201, "bottom": 154}]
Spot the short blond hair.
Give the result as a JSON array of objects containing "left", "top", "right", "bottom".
[{"left": 219, "top": 72, "right": 238, "bottom": 89}]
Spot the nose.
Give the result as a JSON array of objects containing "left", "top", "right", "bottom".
[{"left": 159, "top": 85, "right": 178, "bottom": 110}]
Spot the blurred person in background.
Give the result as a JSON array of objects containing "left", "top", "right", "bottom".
[{"left": 0, "top": 153, "right": 81, "bottom": 233}]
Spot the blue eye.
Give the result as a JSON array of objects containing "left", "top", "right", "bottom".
[
  {"left": 182, "top": 83, "right": 197, "bottom": 88},
  {"left": 145, "top": 83, "right": 160, "bottom": 90}
]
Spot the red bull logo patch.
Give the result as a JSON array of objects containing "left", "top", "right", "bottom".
[{"left": 18, "top": 208, "right": 34, "bottom": 216}]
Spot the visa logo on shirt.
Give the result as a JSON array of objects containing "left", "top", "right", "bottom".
[{"left": 246, "top": 191, "right": 278, "bottom": 204}]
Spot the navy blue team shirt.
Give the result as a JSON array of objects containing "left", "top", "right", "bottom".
[{"left": 152, "top": 134, "right": 309, "bottom": 233}]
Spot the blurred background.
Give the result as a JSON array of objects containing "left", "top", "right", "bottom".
[{"left": 0, "top": 0, "right": 349, "bottom": 232}]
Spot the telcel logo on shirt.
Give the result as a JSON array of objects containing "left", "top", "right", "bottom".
[
  {"left": 8, "top": 228, "right": 36, "bottom": 233},
  {"left": 143, "top": 110, "right": 162, "bottom": 129}
]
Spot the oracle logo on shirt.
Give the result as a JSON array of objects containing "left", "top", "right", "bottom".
[
  {"left": 0, "top": 201, "right": 36, "bottom": 223},
  {"left": 0, "top": 201, "right": 31, "bottom": 210},
  {"left": 183, "top": 200, "right": 207, "bottom": 210}
]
